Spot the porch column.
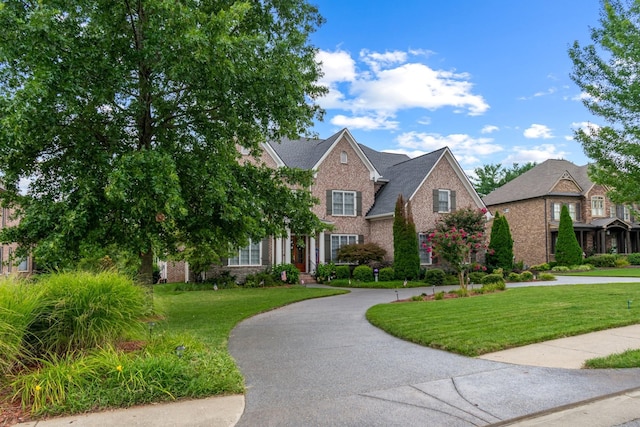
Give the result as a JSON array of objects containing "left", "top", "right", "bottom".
[
  {"left": 600, "top": 230, "right": 606, "bottom": 254},
  {"left": 626, "top": 230, "right": 631, "bottom": 253},
  {"left": 285, "top": 231, "right": 292, "bottom": 264},
  {"left": 318, "top": 231, "right": 325, "bottom": 264},
  {"left": 275, "top": 237, "right": 283, "bottom": 265},
  {"left": 184, "top": 262, "right": 189, "bottom": 283},
  {"left": 309, "top": 236, "right": 317, "bottom": 273}
]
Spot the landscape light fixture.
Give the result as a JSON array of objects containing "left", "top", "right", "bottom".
[{"left": 175, "top": 344, "right": 185, "bottom": 358}]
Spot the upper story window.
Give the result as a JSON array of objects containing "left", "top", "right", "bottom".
[
  {"left": 228, "top": 239, "right": 261, "bottom": 266},
  {"left": 568, "top": 203, "right": 577, "bottom": 220},
  {"left": 433, "top": 189, "right": 456, "bottom": 213},
  {"left": 332, "top": 190, "right": 356, "bottom": 216},
  {"left": 553, "top": 203, "right": 561, "bottom": 221},
  {"left": 340, "top": 151, "right": 348, "bottom": 164},
  {"left": 591, "top": 196, "right": 604, "bottom": 217},
  {"left": 624, "top": 206, "right": 631, "bottom": 222}
]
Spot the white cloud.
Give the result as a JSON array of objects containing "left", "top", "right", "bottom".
[
  {"left": 394, "top": 131, "right": 503, "bottom": 165},
  {"left": 502, "top": 144, "right": 569, "bottom": 165},
  {"left": 534, "top": 87, "right": 557, "bottom": 97},
  {"left": 524, "top": 124, "right": 553, "bottom": 139},
  {"left": 316, "top": 48, "right": 489, "bottom": 118},
  {"left": 481, "top": 125, "right": 499, "bottom": 134},
  {"left": 330, "top": 114, "right": 399, "bottom": 130}
]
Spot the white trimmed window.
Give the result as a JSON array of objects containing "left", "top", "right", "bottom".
[
  {"left": 624, "top": 206, "right": 631, "bottom": 222},
  {"left": 17, "top": 257, "right": 28, "bottom": 272},
  {"left": 332, "top": 191, "right": 356, "bottom": 216},
  {"left": 229, "top": 240, "right": 261, "bottom": 266},
  {"left": 591, "top": 196, "right": 604, "bottom": 217},
  {"left": 331, "top": 234, "right": 357, "bottom": 262},
  {"left": 553, "top": 203, "right": 562, "bottom": 221},
  {"left": 438, "top": 190, "right": 450, "bottom": 213},
  {"left": 418, "top": 233, "right": 432, "bottom": 265},
  {"left": 568, "top": 203, "right": 576, "bottom": 221}
]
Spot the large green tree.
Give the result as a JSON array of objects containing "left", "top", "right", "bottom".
[
  {"left": 393, "top": 194, "right": 420, "bottom": 280},
  {"left": 486, "top": 212, "right": 514, "bottom": 272},
  {"left": 555, "top": 205, "right": 583, "bottom": 266},
  {"left": 569, "top": 0, "right": 640, "bottom": 204},
  {"left": 471, "top": 163, "right": 537, "bottom": 197},
  {"left": 0, "top": 1, "right": 327, "bottom": 282}
]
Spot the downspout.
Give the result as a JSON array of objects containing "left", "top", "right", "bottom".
[{"left": 544, "top": 198, "right": 549, "bottom": 263}]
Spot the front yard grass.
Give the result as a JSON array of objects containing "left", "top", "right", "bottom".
[
  {"left": 366, "top": 283, "right": 640, "bottom": 359},
  {"left": 555, "top": 267, "right": 640, "bottom": 277}
]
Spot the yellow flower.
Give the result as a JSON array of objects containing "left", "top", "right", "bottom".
[
  {"left": 116, "top": 365, "right": 123, "bottom": 372},
  {"left": 35, "top": 385, "right": 41, "bottom": 392}
]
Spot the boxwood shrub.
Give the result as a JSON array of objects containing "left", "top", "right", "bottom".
[
  {"left": 379, "top": 267, "right": 395, "bottom": 282},
  {"left": 353, "top": 265, "right": 374, "bottom": 282}
]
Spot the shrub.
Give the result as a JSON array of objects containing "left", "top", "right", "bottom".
[
  {"left": 492, "top": 268, "right": 504, "bottom": 276},
  {"left": 272, "top": 264, "right": 299, "bottom": 284},
  {"left": 434, "top": 291, "right": 445, "bottom": 300},
  {"left": 468, "top": 272, "right": 487, "bottom": 284},
  {"left": 243, "top": 272, "right": 276, "bottom": 288},
  {"left": 410, "top": 295, "right": 424, "bottom": 302},
  {"left": 507, "top": 272, "right": 521, "bottom": 282},
  {"left": 486, "top": 212, "right": 514, "bottom": 272},
  {"left": 34, "top": 272, "right": 148, "bottom": 355},
  {"left": 424, "top": 268, "right": 445, "bottom": 286},
  {"left": 443, "top": 274, "right": 459, "bottom": 286},
  {"left": 336, "top": 242, "right": 386, "bottom": 264},
  {"left": 530, "top": 263, "right": 551, "bottom": 271},
  {"left": 204, "top": 270, "right": 237, "bottom": 289},
  {"left": 353, "top": 265, "right": 374, "bottom": 282},
  {"left": 520, "top": 271, "right": 534, "bottom": 281},
  {"left": 538, "top": 272, "right": 556, "bottom": 281},
  {"left": 555, "top": 205, "right": 583, "bottom": 266},
  {"left": 584, "top": 254, "right": 617, "bottom": 267},
  {"left": 379, "top": 267, "right": 395, "bottom": 282},
  {"left": 336, "top": 265, "right": 351, "bottom": 279},
  {"left": 574, "top": 264, "right": 593, "bottom": 271},
  {"left": 616, "top": 257, "right": 630, "bottom": 267},
  {"left": 481, "top": 273, "right": 505, "bottom": 286},
  {"left": 480, "top": 282, "right": 506, "bottom": 292},
  {"left": 628, "top": 253, "right": 640, "bottom": 265},
  {"left": 551, "top": 266, "right": 570, "bottom": 272},
  {"left": 315, "top": 263, "right": 336, "bottom": 283}
]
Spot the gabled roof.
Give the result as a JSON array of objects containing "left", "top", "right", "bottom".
[
  {"left": 482, "top": 159, "right": 592, "bottom": 206},
  {"left": 357, "top": 144, "right": 410, "bottom": 176}
]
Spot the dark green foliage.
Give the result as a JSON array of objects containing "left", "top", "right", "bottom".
[
  {"left": 272, "top": 264, "right": 299, "bottom": 285},
  {"left": 243, "top": 272, "right": 275, "bottom": 288},
  {"left": 379, "top": 267, "right": 395, "bottom": 281},
  {"left": 628, "top": 253, "right": 640, "bottom": 265},
  {"left": 336, "top": 243, "right": 386, "bottom": 265},
  {"left": 481, "top": 273, "right": 505, "bottom": 287},
  {"left": 486, "top": 212, "right": 514, "bottom": 271},
  {"left": 583, "top": 254, "right": 617, "bottom": 267},
  {"left": 424, "top": 268, "right": 445, "bottom": 285},
  {"left": 520, "top": 271, "right": 534, "bottom": 281},
  {"left": 530, "top": 263, "right": 551, "bottom": 271},
  {"left": 353, "top": 265, "right": 374, "bottom": 282},
  {"left": 468, "top": 272, "right": 487, "bottom": 284},
  {"left": 314, "top": 263, "right": 336, "bottom": 283},
  {"left": 555, "top": 205, "right": 583, "bottom": 266},
  {"left": 508, "top": 272, "right": 522, "bottom": 282},
  {"left": 336, "top": 265, "right": 351, "bottom": 279},
  {"left": 472, "top": 162, "right": 537, "bottom": 197},
  {"left": 203, "top": 271, "right": 237, "bottom": 288},
  {"left": 393, "top": 195, "right": 420, "bottom": 280}
]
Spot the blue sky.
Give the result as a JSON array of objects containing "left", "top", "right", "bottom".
[{"left": 309, "top": 0, "right": 603, "bottom": 174}]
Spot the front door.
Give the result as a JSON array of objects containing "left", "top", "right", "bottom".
[{"left": 291, "top": 236, "right": 306, "bottom": 272}]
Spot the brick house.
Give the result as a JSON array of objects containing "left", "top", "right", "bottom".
[
  {"left": 165, "top": 128, "right": 486, "bottom": 283},
  {"left": 0, "top": 191, "right": 34, "bottom": 275},
  {"left": 482, "top": 159, "right": 640, "bottom": 267}
]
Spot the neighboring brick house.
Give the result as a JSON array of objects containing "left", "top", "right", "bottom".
[
  {"left": 482, "top": 159, "right": 640, "bottom": 267},
  {"left": 0, "top": 190, "right": 34, "bottom": 275},
  {"left": 169, "top": 128, "right": 486, "bottom": 282}
]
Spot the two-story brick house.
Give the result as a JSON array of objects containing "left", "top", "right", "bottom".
[
  {"left": 482, "top": 159, "right": 640, "bottom": 267},
  {"left": 165, "top": 128, "right": 486, "bottom": 283}
]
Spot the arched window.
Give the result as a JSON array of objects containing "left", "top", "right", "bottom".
[{"left": 340, "top": 151, "right": 348, "bottom": 164}]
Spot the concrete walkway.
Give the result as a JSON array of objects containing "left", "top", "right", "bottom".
[{"left": 16, "top": 276, "right": 640, "bottom": 426}]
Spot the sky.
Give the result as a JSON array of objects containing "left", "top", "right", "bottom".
[{"left": 308, "top": 0, "right": 604, "bottom": 174}]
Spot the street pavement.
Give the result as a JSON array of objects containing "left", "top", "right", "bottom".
[{"left": 16, "top": 275, "right": 640, "bottom": 426}]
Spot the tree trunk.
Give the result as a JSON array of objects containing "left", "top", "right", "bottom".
[
  {"left": 139, "top": 249, "right": 154, "bottom": 285},
  {"left": 458, "top": 271, "right": 468, "bottom": 295}
]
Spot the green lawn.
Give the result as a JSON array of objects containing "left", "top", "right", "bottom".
[
  {"left": 556, "top": 268, "right": 640, "bottom": 277},
  {"left": 366, "top": 283, "right": 640, "bottom": 358}
]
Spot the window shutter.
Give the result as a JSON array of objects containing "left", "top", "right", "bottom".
[
  {"left": 450, "top": 191, "right": 456, "bottom": 211},
  {"left": 433, "top": 189, "right": 439, "bottom": 212},
  {"left": 576, "top": 203, "right": 581, "bottom": 221},
  {"left": 358, "top": 235, "right": 364, "bottom": 244},
  {"left": 324, "top": 233, "right": 331, "bottom": 262},
  {"left": 261, "top": 238, "right": 270, "bottom": 266},
  {"left": 550, "top": 203, "right": 555, "bottom": 220},
  {"left": 326, "top": 190, "right": 332, "bottom": 216},
  {"left": 356, "top": 191, "right": 362, "bottom": 216}
]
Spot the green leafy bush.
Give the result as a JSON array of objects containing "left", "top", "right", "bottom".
[
  {"left": 530, "top": 263, "right": 550, "bottom": 271},
  {"left": 336, "top": 265, "right": 351, "bottom": 279},
  {"left": 379, "top": 267, "right": 395, "bottom": 282},
  {"left": 315, "top": 263, "right": 336, "bottom": 283},
  {"left": 480, "top": 282, "right": 506, "bottom": 292},
  {"left": 520, "top": 271, "right": 534, "bottom": 281},
  {"left": 353, "top": 265, "right": 374, "bottom": 282},
  {"left": 468, "top": 272, "right": 487, "bottom": 284},
  {"left": 434, "top": 291, "right": 445, "bottom": 300},
  {"left": 574, "top": 264, "right": 593, "bottom": 271},
  {"left": 336, "top": 242, "right": 386, "bottom": 264},
  {"left": 616, "top": 257, "right": 630, "bottom": 267},
  {"left": 204, "top": 271, "right": 237, "bottom": 289},
  {"left": 538, "top": 272, "right": 556, "bottom": 281},
  {"left": 584, "top": 254, "right": 617, "bottom": 267},
  {"left": 627, "top": 253, "right": 640, "bottom": 265},
  {"left": 551, "top": 266, "right": 570, "bottom": 272},
  {"left": 424, "top": 268, "right": 445, "bottom": 285},
  {"left": 444, "top": 274, "right": 459, "bottom": 286},
  {"left": 481, "top": 273, "right": 505, "bottom": 287},
  {"left": 243, "top": 272, "right": 276, "bottom": 288},
  {"left": 272, "top": 264, "right": 299, "bottom": 284},
  {"left": 507, "top": 272, "right": 522, "bottom": 282}
]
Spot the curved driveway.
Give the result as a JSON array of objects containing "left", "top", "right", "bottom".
[{"left": 229, "top": 278, "right": 640, "bottom": 426}]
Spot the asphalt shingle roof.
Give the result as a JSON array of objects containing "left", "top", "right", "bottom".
[{"left": 482, "top": 159, "right": 592, "bottom": 206}]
